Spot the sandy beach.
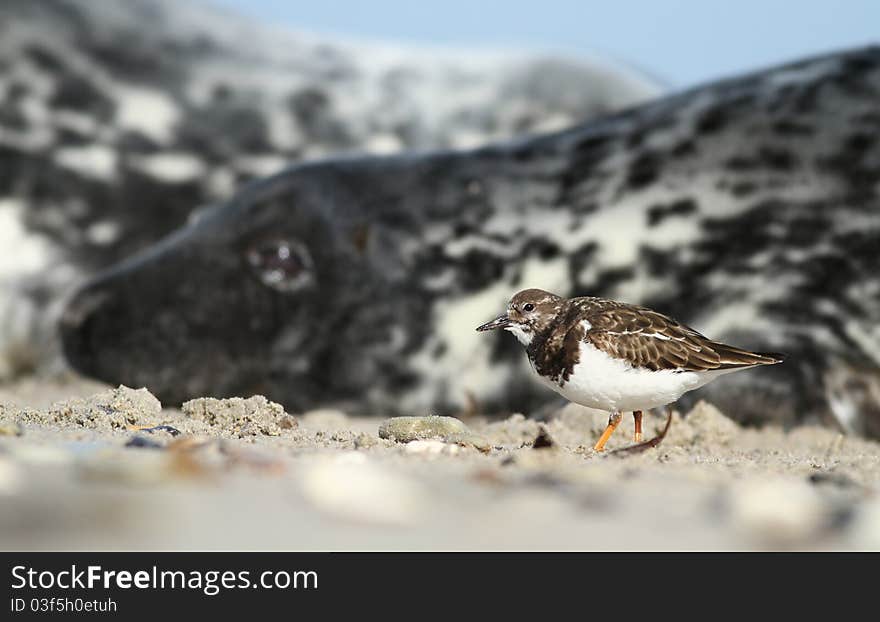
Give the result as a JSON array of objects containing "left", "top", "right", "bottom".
[{"left": 1, "top": 377, "right": 878, "bottom": 551}]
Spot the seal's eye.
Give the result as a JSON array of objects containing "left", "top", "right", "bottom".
[
  {"left": 523, "top": 303, "right": 535, "bottom": 312},
  {"left": 245, "top": 238, "right": 314, "bottom": 293}
]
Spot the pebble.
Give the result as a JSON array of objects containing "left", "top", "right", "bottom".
[
  {"left": 379, "top": 416, "right": 489, "bottom": 452},
  {"left": 379, "top": 415, "right": 469, "bottom": 442}
]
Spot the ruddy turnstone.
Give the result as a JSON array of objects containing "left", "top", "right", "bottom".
[{"left": 476, "top": 289, "right": 785, "bottom": 451}]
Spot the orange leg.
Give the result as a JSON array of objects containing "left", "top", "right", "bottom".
[
  {"left": 594, "top": 412, "right": 622, "bottom": 451},
  {"left": 633, "top": 410, "right": 643, "bottom": 443}
]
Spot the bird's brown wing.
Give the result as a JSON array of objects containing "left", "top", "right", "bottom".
[{"left": 583, "top": 304, "right": 783, "bottom": 372}]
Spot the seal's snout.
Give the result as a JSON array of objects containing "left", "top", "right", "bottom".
[{"left": 59, "top": 285, "right": 114, "bottom": 374}]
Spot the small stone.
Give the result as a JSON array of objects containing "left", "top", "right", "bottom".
[
  {"left": 378, "top": 415, "right": 469, "bottom": 443},
  {"left": 379, "top": 416, "right": 490, "bottom": 451}
]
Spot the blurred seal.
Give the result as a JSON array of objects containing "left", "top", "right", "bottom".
[
  {"left": 61, "top": 46, "right": 880, "bottom": 436},
  {"left": 0, "top": 0, "right": 658, "bottom": 380}
]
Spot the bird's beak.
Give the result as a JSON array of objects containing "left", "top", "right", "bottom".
[{"left": 476, "top": 314, "right": 511, "bottom": 332}]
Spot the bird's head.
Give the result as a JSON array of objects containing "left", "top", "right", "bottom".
[{"left": 476, "top": 288, "right": 563, "bottom": 346}]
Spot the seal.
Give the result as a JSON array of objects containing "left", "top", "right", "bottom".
[
  {"left": 0, "top": 0, "right": 657, "bottom": 379},
  {"left": 61, "top": 47, "right": 880, "bottom": 437}
]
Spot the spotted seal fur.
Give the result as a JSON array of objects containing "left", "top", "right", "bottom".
[
  {"left": 62, "top": 46, "right": 880, "bottom": 437},
  {"left": 0, "top": 0, "right": 657, "bottom": 379}
]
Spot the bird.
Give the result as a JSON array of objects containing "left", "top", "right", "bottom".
[{"left": 476, "top": 289, "right": 785, "bottom": 451}]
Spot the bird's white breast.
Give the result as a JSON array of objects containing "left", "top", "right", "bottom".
[{"left": 532, "top": 340, "right": 727, "bottom": 413}]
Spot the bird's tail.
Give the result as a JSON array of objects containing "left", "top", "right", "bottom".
[{"left": 715, "top": 346, "right": 786, "bottom": 369}]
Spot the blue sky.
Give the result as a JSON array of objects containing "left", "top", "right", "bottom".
[{"left": 214, "top": 0, "right": 879, "bottom": 87}]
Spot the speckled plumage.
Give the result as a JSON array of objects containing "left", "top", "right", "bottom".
[{"left": 479, "top": 288, "right": 784, "bottom": 413}]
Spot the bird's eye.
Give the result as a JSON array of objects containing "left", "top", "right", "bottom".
[
  {"left": 523, "top": 303, "right": 535, "bottom": 312},
  {"left": 245, "top": 238, "right": 314, "bottom": 293}
]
